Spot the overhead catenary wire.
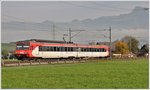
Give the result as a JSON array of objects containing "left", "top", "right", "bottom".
[
  {"left": 88, "top": 2, "right": 131, "bottom": 11},
  {"left": 61, "top": 1, "right": 132, "bottom": 11}
]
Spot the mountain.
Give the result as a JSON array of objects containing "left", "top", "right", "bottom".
[
  {"left": 2, "top": 7, "right": 148, "bottom": 30},
  {"left": 1, "top": 7, "right": 149, "bottom": 44},
  {"left": 59, "top": 6, "right": 148, "bottom": 30}
]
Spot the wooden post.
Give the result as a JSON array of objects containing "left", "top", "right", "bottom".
[
  {"left": 2, "top": 61, "right": 4, "bottom": 67},
  {"left": 30, "top": 60, "right": 32, "bottom": 65},
  {"left": 79, "top": 59, "right": 81, "bottom": 63},
  {"left": 73, "top": 58, "right": 75, "bottom": 63},
  {"left": 64, "top": 59, "right": 66, "bottom": 64},
  {"left": 85, "top": 58, "right": 87, "bottom": 62},
  {"left": 18, "top": 61, "right": 20, "bottom": 66},
  {"left": 39, "top": 60, "right": 41, "bottom": 65},
  {"left": 57, "top": 59, "right": 59, "bottom": 64},
  {"left": 48, "top": 60, "right": 50, "bottom": 64},
  {"left": 50, "top": 60, "right": 52, "bottom": 64}
]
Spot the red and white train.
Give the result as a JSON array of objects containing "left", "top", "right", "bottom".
[{"left": 15, "top": 39, "right": 110, "bottom": 60}]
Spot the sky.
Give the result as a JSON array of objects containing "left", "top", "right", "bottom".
[
  {"left": 1, "top": 1, "right": 149, "bottom": 45},
  {"left": 1, "top": 1, "right": 148, "bottom": 22}
]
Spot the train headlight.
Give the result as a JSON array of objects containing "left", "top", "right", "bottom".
[
  {"left": 20, "top": 52, "right": 24, "bottom": 54},
  {"left": 15, "top": 51, "right": 18, "bottom": 54}
]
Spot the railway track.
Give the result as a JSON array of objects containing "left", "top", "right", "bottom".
[{"left": 2, "top": 58, "right": 106, "bottom": 67}]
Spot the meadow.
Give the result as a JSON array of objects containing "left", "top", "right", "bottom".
[{"left": 2, "top": 58, "right": 149, "bottom": 89}]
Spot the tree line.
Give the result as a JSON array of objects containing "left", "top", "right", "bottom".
[{"left": 114, "top": 36, "right": 148, "bottom": 57}]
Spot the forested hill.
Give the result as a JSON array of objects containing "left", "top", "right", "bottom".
[{"left": 1, "top": 43, "right": 16, "bottom": 51}]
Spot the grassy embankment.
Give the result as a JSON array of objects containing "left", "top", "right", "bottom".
[{"left": 2, "top": 58, "right": 149, "bottom": 89}]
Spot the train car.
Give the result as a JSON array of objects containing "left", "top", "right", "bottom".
[{"left": 15, "top": 39, "right": 110, "bottom": 60}]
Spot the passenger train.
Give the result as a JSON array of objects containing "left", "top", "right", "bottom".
[{"left": 15, "top": 39, "right": 110, "bottom": 60}]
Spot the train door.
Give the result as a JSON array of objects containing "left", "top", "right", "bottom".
[
  {"left": 78, "top": 47, "right": 86, "bottom": 58},
  {"left": 66, "top": 47, "right": 74, "bottom": 58}
]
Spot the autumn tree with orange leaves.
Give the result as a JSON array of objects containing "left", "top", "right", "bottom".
[{"left": 115, "top": 41, "right": 129, "bottom": 54}]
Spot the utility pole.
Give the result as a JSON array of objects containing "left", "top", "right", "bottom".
[
  {"left": 69, "top": 28, "right": 71, "bottom": 42},
  {"left": 97, "top": 26, "right": 112, "bottom": 60},
  {"left": 129, "top": 35, "right": 132, "bottom": 56},
  {"left": 68, "top": 28, "right": 85, "bottom": 43},
  {"left": 52, "top": 24, "right": 55, "bottom": 40},
  {"left": 109, "top": 27, "right": 112, "bottom": 60}
]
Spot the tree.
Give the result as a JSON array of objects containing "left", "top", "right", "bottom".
[
  {"left": 115, "top": 41, "right": 129, "bottom": 54},
  {"left": 2, "top": 49, "right": 9, "bottom": 59},
  {"left": 122, "top": 36, "right": 139, "bottom": 54}
]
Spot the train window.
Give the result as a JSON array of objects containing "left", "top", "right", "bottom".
[
  {"left": 54, "top": 47, "right": 57, "bottom": 51},
  {"left": 57, "top": 47, "right": 60, "bottom": 51},
  {"left": 67, "top": 47, "right": 73, "bottom": 52},
  {"left": 95, "top": 48, "right": 98, "bottom": 52},
  {"left": 81, "top": 48, "right": 84, "bottom": 52},
  {"left": 104, "top": 48, "right": 106, "bottom": 52},
  {"left": 93, "top": 48, "right": 95, "bottom": 52},
  {"left": 83, "top": 48, "right": 86, "bottom": 52},
  {"left": 39, "top": 46, "right": 46, "bottom": 51},
  {"left": 68, "top": 47, "right": 70, "bottom": 51},
  {"left": 86, "top": 48, "right": 89, "bottom": 52},
  {"left": 39, "top": 46, "right": 42, "bottom": 51},
  {"left": 95, "top": 48, "right": 97, "bottom": 52},
  {"left": 94, "top": 48, "right": 95, "bottom": 52},
  {"left": 49, "top": 47, "right": 53, "bottom": 51},
  {"left": 99, "top": 48, "right": 102, "bottom": 52},
  {"left": 99, "top": 48, "right": 106, "bottom": 52},
  {"left": 61, "top": 47, "right": 65, "bottom": 51},
  {"left": 46, "top": 47, "right": 49, "bottom": 51},
  {"left": 97, "top": 49, "right": 99, "bottom": 52},
  {"left": 84, "top": 48, "right": 86, "bottom": 52},
  {"left": 73, "top": 47, "right": 77, "bottom": 51},
  {"left": 92, "top": 48, "right": 94, "bottom": 52},
  {"left": 89, "top": 48, "right": 92, "bottom": 52},
  {"left": 70, "top": 47, "right": 73, "bottom": 51},
  {"left": 44, "top": 46, "right": 47, "bottom": 51},
  {"left": 97, "top": 48, "right": 100, "bottom": 52},
  {"left": 65, "top": 47, "right": 68, "bottom": 51},
  {"left": 102, "top": 48, "right": 104, "bottom": 52}
]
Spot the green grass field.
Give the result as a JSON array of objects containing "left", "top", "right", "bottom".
[{"left": 2, "top": 58, "right": 149, "bottom": 89}]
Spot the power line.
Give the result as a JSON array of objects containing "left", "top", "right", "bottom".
[
  {"left": 97, "top": 27, "right": 112, "bottom": 60},
  {"left": 88, "top": 2, "right": 131, "bottom": 11},
  {"left": 52, "top": 24, "right": 55, "bottom": 40},
  {"left": 68, "top": 28, "right": 85, "bottom": 42},
  {"left": 61, "top": 2, "right": 131, "bottom": 11},
  {"left": 61, "top": 2, "right": 100, "bottom": 10}
]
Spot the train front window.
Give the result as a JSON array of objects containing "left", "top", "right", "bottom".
[
  {"left": 16, "top": 46, "right": 29, "bottom": 50},
  {"left": 16, "top": 42, "right": 29, "bottom": 50}
]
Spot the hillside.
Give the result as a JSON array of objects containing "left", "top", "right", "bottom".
[{"left": 1, "top": 43, "right": 16, "bottom": 51}]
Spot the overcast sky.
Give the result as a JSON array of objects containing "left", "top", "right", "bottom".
[{"left": 2, "top": 1, "right": 148, "bottom": 22}]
